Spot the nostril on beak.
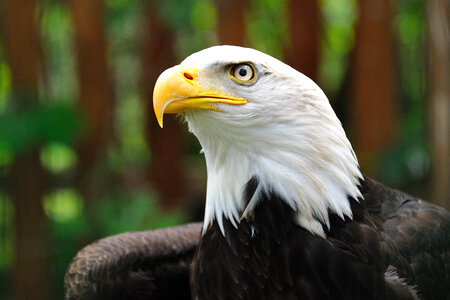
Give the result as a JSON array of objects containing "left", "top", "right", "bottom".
[{"left": 183, "top": 72, "right": 194, "bottom": 80}]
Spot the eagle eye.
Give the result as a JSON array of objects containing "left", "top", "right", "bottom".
[{"left": 229, "top": 63, "right": 256, "bottom": 83}]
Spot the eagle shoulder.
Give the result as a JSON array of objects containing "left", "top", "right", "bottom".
[{"left": 361, "top": 177, "right": 450, "bottom": 300}]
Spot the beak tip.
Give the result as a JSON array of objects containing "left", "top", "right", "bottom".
[
  {"left": 153, "top": 99, "right": 165, "bottom": 128},
  {"left": 155, "top": 114, "right": 164, "bottom": 128}
]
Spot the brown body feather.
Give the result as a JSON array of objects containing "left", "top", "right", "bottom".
[
  {"left": 65, "top": 177, "right": 449, "bottom": 299},
  {"left": 64, "top": 223, "right": 202, "bottom": 300}
]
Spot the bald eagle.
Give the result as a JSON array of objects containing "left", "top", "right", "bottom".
[{"left": 65, "top": 46, "right": 449, "bottom": 300}]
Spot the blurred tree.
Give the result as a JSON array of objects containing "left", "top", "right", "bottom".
[
  {"left": 216, "top": 0, "right": 248, "bottom": 46},
  {"left": 285, "top": 0, "right": 320, "bottom": 82},
  {"left": 2, "top": 0, "right": 48, "bottom": 299},
  {"left": 427, "top": 0, "right": 449, "bottom": 208},
  {"left": 351, "top": 0, "right": 396, "bottom": 174},
  {"left": 68, "top": 0, "right": 113, "bottom": 202},
  {"left": 142, "top": 1, "right": 185, "bottom": 208}
]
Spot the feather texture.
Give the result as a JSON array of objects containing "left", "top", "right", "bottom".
[
  {"left": 190, "top": 176, "right": 449, "bottom": 300},
  {"left": 64, "top": 223, "right": 201, "bottom": 300},
  {"left": 65, "top": 178, "right": 449, "bottom": 300}
]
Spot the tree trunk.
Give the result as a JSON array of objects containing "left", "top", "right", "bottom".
[
  {"left": 68, "top": 0, "right": 113, "bottom": 203},
  {"left": 216, "top": 0, "right": 248, "bottom": 46},
  {"left": 10, "top": 153, "right": 47, "bottom": 300},
  {"left": 352, "top": 0, "right": 396, "bottom": 174},
  {"left": 426, "top": 0, "right": 450, "bottom": 208},
  {"left": 2, "top": 0, "right": 48, "bottom": 299},
  {"left": 142, "top": 2, "right": 185, "bottom": 209},
  {"left": 285, "top": 0, "right": 320, "bottom": 82}
]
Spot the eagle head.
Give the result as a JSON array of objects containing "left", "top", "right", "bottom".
[{"left": 153, "top": 45, "right": 362, "bottom": 237}]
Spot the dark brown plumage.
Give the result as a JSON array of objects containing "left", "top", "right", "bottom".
[
  {"left": 64, "top": 223, "right": 201, "bottom": 300},
  {"left": 190, "top": 176, "right": 449, "bottom": 300},
  {"left": 65, "top": 176, "right": 449, "bottom": 300}
]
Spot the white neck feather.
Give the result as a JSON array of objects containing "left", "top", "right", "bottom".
[{"left": 184, "top": 62, "right": 362, "bottom": 237}]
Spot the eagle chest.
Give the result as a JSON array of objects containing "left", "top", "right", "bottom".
[
  {"left": 190, "top": 200, "right": 387, "bottom": 300},
  {"left": 190, "top": 218, "right": 297, "bottom": 300}
]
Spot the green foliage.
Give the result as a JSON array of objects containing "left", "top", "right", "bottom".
[
  {"left": 247, "top": 0, "right": 288, "bottom": 59},
  {"left": 0, "top": 62, "right": 11, "bottom": 112},
  {"left": 93, "top": 189, "right": 185, "bottom": 236},
  {"left": 160, "top": 0, "right": 193, "bottom": 30},
  {"left": 44, "top": 188, "right": 84, "bottom": 222},
  {"left": 0, "top": 141, "right": 13, "bottom": 168},
  {"left": 0, "top": 103, "right": 85, "bottom": 155},
  {"left": 190, "top": 0, "right": 217, "bottom": 31},
  {"left": 319, "top": 0, "right": 357, "bottom": 95},
  {"left": 41, "top": 0, "right": 76, "bottom": 102},
  {"left": 168, "top": 0, "right": 219, "bottom": 58},
  {"left": 380, "top": 0, "right": 428, "bottom": 188},
  {"left": 105, "top": 0, "right": 151, "bottom": 172},
  {"left": 112, "top": 94, "right": 151, "bottom": 170},
  {"left": 41, "top": 143, "right": 77, "bottom": 173}
]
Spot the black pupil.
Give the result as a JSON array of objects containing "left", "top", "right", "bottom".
[{"left": 239, "top": 68, "right": 247, "bottom": 77}]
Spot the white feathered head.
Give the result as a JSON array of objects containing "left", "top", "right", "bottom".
[{"left": 154, "top": 46, "right": 362, "bottom": 237}]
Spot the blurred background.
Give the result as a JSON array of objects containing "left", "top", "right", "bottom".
[{"left": 0, "top": 0, "right": 448, "bottom": 299}]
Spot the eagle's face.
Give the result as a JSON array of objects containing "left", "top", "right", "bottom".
[
  {"left": 154, "top": 46, "right": 362, "bottom": 237},
  {"left": 154, "top": 46, "right": 337, "bottom": 157},
  {"left": 155, "top": 46, "right": 327, "bottom": 135}
]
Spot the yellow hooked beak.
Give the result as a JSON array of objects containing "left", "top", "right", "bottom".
[{"left": 153, "top": 65, "right": 247, "bottom": 127}]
